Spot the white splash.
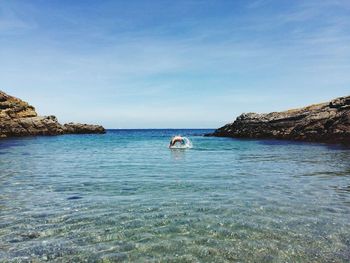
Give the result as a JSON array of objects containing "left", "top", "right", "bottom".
[{"left": 169, "top": 137, "right": 193, "bottom": 149}]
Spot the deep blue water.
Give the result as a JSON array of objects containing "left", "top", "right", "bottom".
[{"left": 1, "top": 129, "right": 350, "bottom": 262}]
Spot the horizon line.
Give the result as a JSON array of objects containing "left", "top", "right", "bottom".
[{"left": 104, "top": 128, "right": 216, "bottom": 130}]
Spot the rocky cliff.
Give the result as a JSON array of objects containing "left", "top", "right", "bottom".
[
  {"left": 207, "top": 95, "right": 350, "bottom": 144},
  {"left": 0, "top": 90, "right": 105, "bottom": 138}
]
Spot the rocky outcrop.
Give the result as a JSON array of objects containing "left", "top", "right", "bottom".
[
  {"left": 207, "top": 95, "right": 350, "bottom": 144},
  {"left": 0, "top": 90, "right": 105, "bottom": 138},
  {"left": 64, "top": 123, "right": 105, "bottom": 134}
]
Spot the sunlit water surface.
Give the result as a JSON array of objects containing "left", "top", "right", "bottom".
[{"left": 1, "top": 129, "right": 350, "bottom": 262}]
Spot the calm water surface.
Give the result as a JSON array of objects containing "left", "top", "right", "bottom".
[{"left": 1, "top": 129, "right": 350, "bottom": 262}]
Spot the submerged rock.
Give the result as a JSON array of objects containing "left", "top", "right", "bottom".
[
  {"left": 0, "top": 90, "right": 105, "bottom": 138},
  {"left": 67, "top": 195, "right": 83, "bottom": 200},
  {"left": 207, "top": 95, "right": 350, "bottom": 144}
]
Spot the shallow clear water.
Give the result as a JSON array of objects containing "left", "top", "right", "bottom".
[{"left": 1, "top": 129, "right": 350, "bottom": 262}]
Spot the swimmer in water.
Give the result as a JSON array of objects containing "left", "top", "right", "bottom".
[{"left": 169, "top": 136, "right": 185, "bottom": 148}]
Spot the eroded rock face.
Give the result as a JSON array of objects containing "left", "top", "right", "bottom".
[
  {"left": 0, "top": 90, "right": 105, "bottom": 138},
  {"left": 207, "top": 95, "right": 350, "bottom": 144}
]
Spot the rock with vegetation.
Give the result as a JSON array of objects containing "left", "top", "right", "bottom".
[
  {"left": 0, "top": 90, "right": 105, "bottom": 138},
  {"left": 207, "top": 95, "right": 350, "bottom": 144}
]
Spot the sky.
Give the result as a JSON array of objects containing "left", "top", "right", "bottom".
[{"left": 0, "top": 0, "right": 349, "bottom": 128}]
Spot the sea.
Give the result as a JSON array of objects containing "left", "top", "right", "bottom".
[{"left": 1, "top": 129, "right": 350, "bottom": 262}]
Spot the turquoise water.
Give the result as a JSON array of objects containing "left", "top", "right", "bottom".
[{"left": 1, "top": 129, "right": 350, "bottom": 262}]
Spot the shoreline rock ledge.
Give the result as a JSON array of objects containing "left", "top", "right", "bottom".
[
  {"left": 0, "top": 90, "right": 105, "bottom": 138},
  {"left": 206, "top": 95, "right": 350, "bottom": 144}
]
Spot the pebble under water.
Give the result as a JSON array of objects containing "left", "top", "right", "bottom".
[{"left": 0, "top": 129, "right": 350, "bottom": 262}]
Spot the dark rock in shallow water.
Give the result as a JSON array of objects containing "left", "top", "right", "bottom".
[
  {"left": 67, "top": 196, "right": 83, "bottom": 200},
  {"left": 0, "top": 90, "right": 105, "bottom": 138},
  {"left": 21, "top": 232, "right": 41, "bottom": 240},
  {"left": 206, "top": 95, "right": 350, "bottom": 144}
]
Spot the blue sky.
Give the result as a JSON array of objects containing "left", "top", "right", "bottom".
[{"left": 0, "top": 0, "right": 349, "bottom": 128}]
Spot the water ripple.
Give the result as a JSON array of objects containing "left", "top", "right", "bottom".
[{"left": 0, "top": 129, "right": 350, "bottom": 262}]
